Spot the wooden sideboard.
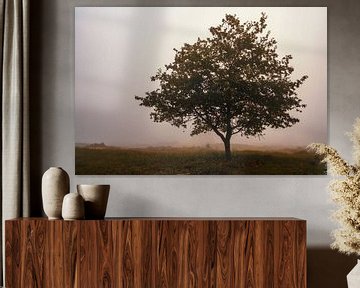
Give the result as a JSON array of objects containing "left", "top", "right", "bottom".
[{"left": 5, "top": 218, "right": 306, "bottom": 287}]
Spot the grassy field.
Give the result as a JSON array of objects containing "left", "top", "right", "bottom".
[{"left": 75, "top": 146, "right": 326, "bottom": 175}]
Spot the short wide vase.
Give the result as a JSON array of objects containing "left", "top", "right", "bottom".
[{"left": 77, "top": 184, "right": 110, "bottom": 219}]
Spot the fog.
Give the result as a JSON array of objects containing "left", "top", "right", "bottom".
[{"left": 75, "top": 7, "right": 327, "bottom": 148}]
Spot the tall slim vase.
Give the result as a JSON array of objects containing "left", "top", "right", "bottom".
[
  {"left": 347, "top": 260, "right": 360, "bottom": 288},
  {"left": 42, "top": 167, "right": 70, "bottom": 219}
]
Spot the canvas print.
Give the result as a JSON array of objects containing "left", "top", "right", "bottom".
[{"left": 75, "top": 7, "right": 327, "bottom": 175}]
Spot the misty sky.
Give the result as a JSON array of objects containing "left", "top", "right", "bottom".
[{"left": 75, "top": 7, "right": 327, "bottom": 148}]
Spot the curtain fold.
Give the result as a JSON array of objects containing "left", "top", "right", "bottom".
[{"left": 0, "top": 0, "right": 30, "bottom": 284}]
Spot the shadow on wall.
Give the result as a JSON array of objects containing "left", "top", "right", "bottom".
[
  {"left": 308, "top": 248, "right": 357, "bottom": 288},
  {"left": 29, "top": 0, "right": 47, "bottom": 216}
]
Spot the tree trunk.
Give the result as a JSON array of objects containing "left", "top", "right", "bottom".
[{"left": 223, "top": 138, "right": 232, "bottom": 161}]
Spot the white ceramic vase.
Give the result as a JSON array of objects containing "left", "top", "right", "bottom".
[
  {"left": 42, "top": 167, "right": 70, "bottom": 219},
  {"left": 62, "top": 192, "right": 85, "bottom": 220},
  {"left": 77, "top": 184, "right": 110, "bottom": 219},
  {"left": 347, "top": 259, "right": 360, "bottom": 287}
]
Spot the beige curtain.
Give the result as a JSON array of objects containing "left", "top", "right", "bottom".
[{"left": 0, "top": 0, "right": 30, "bottom": 284}]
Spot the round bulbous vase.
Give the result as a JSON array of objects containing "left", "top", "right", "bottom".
[
  {"left": 77, "top": 184, "right": 110, "bottom": 219},
  {"left": 62, "top": 192, "right": 85, "bottom": 220},
  {"left": 42, "top": 167, "right": 70, "bottom": 219},
  {"left": 347, "top": 259, "right": 360, "bottom": 287}
]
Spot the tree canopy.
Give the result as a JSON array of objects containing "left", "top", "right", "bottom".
[{"left": 135, "top": 13, "right": 308, "bottom": 160}]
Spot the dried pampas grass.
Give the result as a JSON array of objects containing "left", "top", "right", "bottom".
[{"left": 308, "top": 118, "right": 360, "bottom": 256}]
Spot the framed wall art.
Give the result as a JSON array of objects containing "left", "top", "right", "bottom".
[{"left": 75, "top": 7, "right": 327, "bottom": 175}]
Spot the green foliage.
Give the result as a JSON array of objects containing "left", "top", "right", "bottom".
[
  {"left": 135, "top": 13, "right": 308, "bottom": 159},
  {"left": 76, "top": 147, "right": 325, "bottom": 175}
]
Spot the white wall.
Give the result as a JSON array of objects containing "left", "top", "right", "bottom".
[{"left": 31, "top": 0, "right": 360, "bottom": 247}]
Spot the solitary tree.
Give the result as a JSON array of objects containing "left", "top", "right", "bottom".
[{"left": 135, "top": 13, "right": 308, "bottom": 160}]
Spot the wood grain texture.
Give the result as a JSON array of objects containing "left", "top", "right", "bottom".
[
  {"left": 47, "top": 220, "right": 64, "bottom": 288},
  {"left": 5, "top": 218, "right": 306, "bottom": 288},
  {"left": 63, "top": 221, "right": 80, "bottom": 288}
]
